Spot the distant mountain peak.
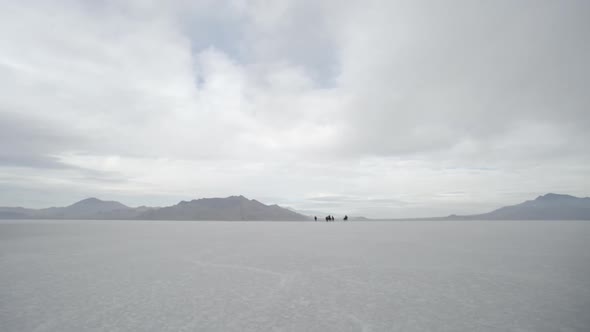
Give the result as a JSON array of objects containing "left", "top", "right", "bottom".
[
  {"left": 227, "top": 195, "right": 248, "bottom": 200},
  {"left": 140, "top": 195, "right": 309, "bottom": 221},
  {"left": 535, "top": 193, "right": 577, "bottom": 201},
  {"left": 70, "top": 197, "right": 128, "bottom": 207},
  {"left": 76, "top": 197, "right": 102, "bottom": 203},
  {"left": 462, "top": 193, "right": 590, "bottom": 220}
]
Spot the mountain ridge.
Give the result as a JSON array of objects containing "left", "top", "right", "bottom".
[
  {"left": 0, "top": 196, "right": 309, "bottom": 221},
  {"left": 140, "top": 195, "right": 308, "bottom": 221},
  {"left": 464, "top": 193, "right": 590, "bottom": 220},
  {"left": 0, "top": 193, "right": 588, "bottom": 221},
  {"left": 381, "top": 193, "right": 590, "bottom": 221}
]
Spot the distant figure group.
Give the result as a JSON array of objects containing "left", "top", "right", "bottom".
[{"left": 313, "top": 215, "right": 348, "bottom": 222}]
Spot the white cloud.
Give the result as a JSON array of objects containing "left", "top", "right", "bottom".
[{"left": 0, "top": 0, "right": 589, "bottom": 216}]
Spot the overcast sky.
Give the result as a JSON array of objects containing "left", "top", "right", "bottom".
[{"left": 1, "top": 0, "right": 589, "bottom": 217}]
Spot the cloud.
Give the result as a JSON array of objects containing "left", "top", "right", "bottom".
[
  {"left": 0, "top": 0, "right": 589, "bottom": 216},
  {"left": 332, "top": 0, "right": 590, "bottom": 158}
]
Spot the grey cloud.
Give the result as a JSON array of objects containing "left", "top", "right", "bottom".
[
  {"left": 0, "top": 154, "right": 67, "bottom": 170},
  {"left": 306, "top": 195, "right": 406, "bottom": 205},
  {"left": 0, "top": 0, "right": 589, "bottom": 217},
  {"left": 334, "top": 0, "right": 590, "bottom": 159},
  {"left": 0, "top": 112, "right": 82, "bottom": 169},
  {"left": 0, "top": 112, "right": 129, "bottom": 185}
]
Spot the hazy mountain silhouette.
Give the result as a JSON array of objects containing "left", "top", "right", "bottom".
[
  {"left": 385, "top": 193, "right": 590, "bottom": 221},
  {"left": 42, "top": 198, "right": 134, "bottom": 219},
  {"left": 0, "top": 196, "right": 309, "bottom": 221},
  {"left": 0, "top": 197, "right": 142, "bottom": 219},
  {"left": 460, "top": 193, "right": 590, "bottom": 220},
  {"left": 1, "top": 193, "right": 588, "bottom": 221},
  {"left": 0, "top": 207, "right": 33, "bottom": 219},
  {"left": 140, "top": 196, "right": 309, "bottom": 221}
]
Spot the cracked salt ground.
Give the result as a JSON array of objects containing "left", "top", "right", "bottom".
[{"left": 1, "top": 220, "right": 589, "bottom": 331}]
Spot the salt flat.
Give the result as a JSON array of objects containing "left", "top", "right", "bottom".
[{"left": 1, "top": 220, "right": 589, "bottom": 332}]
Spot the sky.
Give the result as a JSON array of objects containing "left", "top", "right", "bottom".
[{"left": 0, "top": 0, "right": 589, "bottom": 218}]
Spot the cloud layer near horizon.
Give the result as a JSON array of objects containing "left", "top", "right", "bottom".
[{"left": 1, "top": 0, "right": 589, "bottom": 217}]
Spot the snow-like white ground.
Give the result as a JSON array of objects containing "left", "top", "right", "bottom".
[{"left": 1, "top": 220, "right": 589, "bottom": 332}]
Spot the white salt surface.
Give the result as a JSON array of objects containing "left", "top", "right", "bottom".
[{"left": 1, "top": 220, "right": 589, "bottom": 331}]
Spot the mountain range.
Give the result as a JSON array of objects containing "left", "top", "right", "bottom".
[
  {"left": 0, "top": 196, "right": 308, "bottom": 221},
  {"left": 141, "top": 196, "right": 308, "bottom": 221},
  {"left": 0, "top": 193, "right": 588, "bottom": 221},
  {"left": 395, "top": 193, "right": 590, "bottom": 221},
  {"left": 451, "top": 193, "right": 590, "bottom": 220}
]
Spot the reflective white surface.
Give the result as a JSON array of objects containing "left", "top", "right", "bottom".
[{"left": 1, "top": 220, "right": 589, "bottom": 331}]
